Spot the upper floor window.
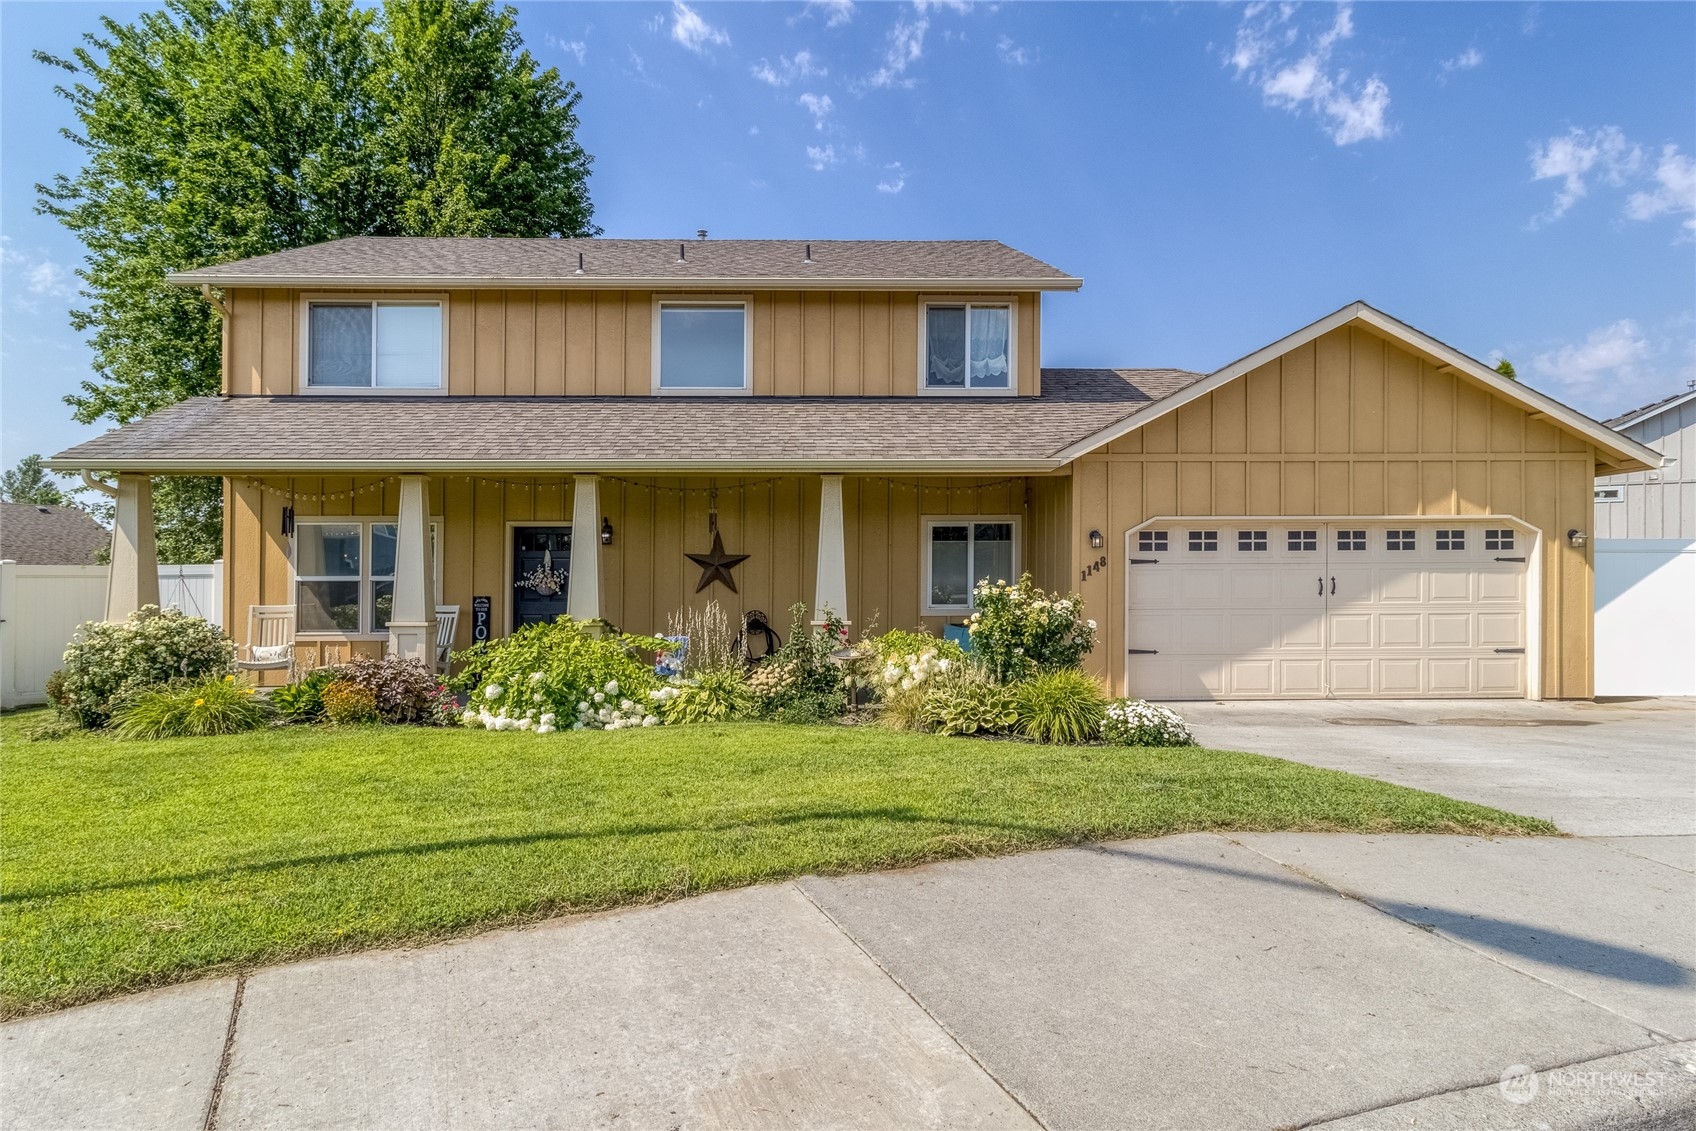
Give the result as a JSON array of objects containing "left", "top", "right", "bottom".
[
  {"left": 657, "top": 301, "right": 749, "bottom": 392},
  {"left": 924, "top": 303, "right": 1012, "bottom": 393},
  {"left": 306, "top": 301, "right": 442, "bottom": 389}
]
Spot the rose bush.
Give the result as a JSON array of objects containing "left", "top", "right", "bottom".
[{"left": 966, "top": 574, "right": 1097, "bottom": 683}]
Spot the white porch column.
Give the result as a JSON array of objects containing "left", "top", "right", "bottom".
[
  {"left": 812, "top": 473, "right": 849, "bottom": 626},
  {"left": 567, "top": 474, "right": 601, "bottom": 622},
  {"left": 386, "top": 474, "right": 436, "bottom": 663},
  {"left": 105, "top": 474, "right": 160, "bottom": 622}
]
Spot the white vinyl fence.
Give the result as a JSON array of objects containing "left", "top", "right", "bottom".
[
  {"left": 0, "top": 560, "right": 224, "bottom": 710},
  {"left": 1595, "top": 540, "right": 1696, "bottom": 698}
]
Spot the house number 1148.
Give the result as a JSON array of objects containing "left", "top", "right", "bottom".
[{"left": 1079, "top": 555, "right": 1108, "bottom": 583}]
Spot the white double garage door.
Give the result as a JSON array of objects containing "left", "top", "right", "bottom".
[{"left": 1127, "top": 519, "right": 1533, "bottom": 699}]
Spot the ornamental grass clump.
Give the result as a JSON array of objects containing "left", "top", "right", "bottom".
[
  {"left": 1101, "top": 699, "right": 1196, "bottom": 747},
  {"left": 451, "top": 617, "right": 670, "bottom": 732},
  {"left": 1013, "top": 669, "right": 1108, "bottom": 744},
  {"left": 47, "top": 606, "right": 235, "bottom": 728},
  {"left": 966, "top": 575, "right": 1097, "bottom": 683},
  {"left": 110, "top": 674, "right": 274, "bottom": 740}
]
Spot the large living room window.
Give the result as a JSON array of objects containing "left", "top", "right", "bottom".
[
  {"left": 924, "top": 303, "right": 1013, "bottom": 393},
  {"left": 306, "top": 301, "right": 443, "bottom": 389},
  {"left": 923, "top": 517, "right": 1018, "bottom": 613},
  {"left": 656, "top": 301, "right": 750, "bottom": 392},
  {"left": 295, "top": 519, "right": 439, "bottom": 634}
]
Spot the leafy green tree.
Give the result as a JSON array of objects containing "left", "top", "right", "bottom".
[
  {"left": 1, "top": 455, "right": 70, "bottom": 506},
  {"left": 36, "top": 0, "right": 596, "bottom": 560},
  {"left": 1494, "top": 358, "right": 1517, "bottom": 381}
]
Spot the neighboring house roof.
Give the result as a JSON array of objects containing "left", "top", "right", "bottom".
[
  {"left": 1605, "top": 387, "right": 1696, "bottom": 430},
  {"left": 1054, "top": 301, "right": 1663, "bottom": 475},
  {"left": 0, "top": 502, "right": 109, "bottom": 564},
  {"left": 43, "top": 369, "right": 1203, "bottom": 475},
  {"left": 166, "top": 237, "right": 1083, "bottom": 292}
]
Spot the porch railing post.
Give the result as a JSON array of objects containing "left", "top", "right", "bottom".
[
  {"left": 387, "top": 474, "right": 436, "bottom": 663},
  {"left": 105, "top": 473, "right": 160, "bottom": 622},
  {"left": 812, "top": 473, "right": 849, "bottom": 627},
  {"left": 567, "top": 474, "right": 601, "bottom": 623}
]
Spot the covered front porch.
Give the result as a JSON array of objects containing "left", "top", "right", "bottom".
[{"left": 101, "top": 470, "right": 1076, "bottom": 680}]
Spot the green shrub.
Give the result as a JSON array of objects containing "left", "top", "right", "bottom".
[
  {"left": 451, "top": 617, "right": 671, "bottom": 732},
  {"left": 337, "top": 655, "right": 454, "bottom": 725},
  {"left": 872, "top": 627, "right": 966, "bottom": 667},
  {"left": 111, "top": 675, "right": 274, "bottom": 739},
  {"left": 321, "top": 680, "right": 379, "bottom": 725},
  {"left": 271, "top": 668, "right": 337, "bottom": 722},
  {"left": 967, "top": 575, "right": 1097, "bottom": 683},
  {"left": 748, "top": 605, "right": 850, "bottom": 724},
  {"left": 919, "top": 667, "right": 1018, "bottom": 737},
  {"left": 1013, "top": 669, "right": 1108, "bottom": 744},
  {"left": 871, "top": 631, "right": 960, "bottom": 731},
  {"left": 656, "top": 668, "right": 757, "bottom": 724},
  {"left": 48, "top": 606, "right": 235, "bottom": 728},
  {"left": 1101, "top": 699, "right": 1197, "bottom": 747}
]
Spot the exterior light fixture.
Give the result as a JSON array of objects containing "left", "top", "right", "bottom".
[
  {"left": 1567, "top": 528, "right": 1588, "bottom": 548},
  {"left": 281, "top": 505, "right": 295, "bottom": 536},
  {"left": 1088, "top": 530, "right": 1105, "bottom": 549},
  {"left": 601, "top": 517, "right": 615, "bottom": 546}
]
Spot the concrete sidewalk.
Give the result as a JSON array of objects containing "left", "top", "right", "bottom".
[{"left": 8, "top": 831, "right": 1694, "bottom": 1130}]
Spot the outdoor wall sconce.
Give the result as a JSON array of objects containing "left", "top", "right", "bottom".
[
  {"left": 601, "top": 517, "right": 615, "bottom": 546},
  {"left": 281, "top": 505, "right": 295, "bottom": 537},
  {"left": 1567, "top": 528, "right": 1588, "bottom": 548},
  {"left": 1088, "top": 530, "right": 1105, "bottom": 549}
]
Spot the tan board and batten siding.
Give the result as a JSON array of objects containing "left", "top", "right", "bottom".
[
  {"left": 225, "top": 289, "right": 1043, "bottom": 397},
  {"left": 1068, "top": 325, "right": 1599, "bottom": 699},
  {"left": 225, "top": 473, "right": 1073, "bottom": 675}
]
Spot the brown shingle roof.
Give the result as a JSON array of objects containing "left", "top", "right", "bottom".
[
  {"left": 167, "top": 237, "right": 1081, "bottom": 290},
  {"left": 0, "top": 502, "right": 109, "bottom": 565},
  {"left": 45, "top": 369, "right": 1202, "bottom": 473}
]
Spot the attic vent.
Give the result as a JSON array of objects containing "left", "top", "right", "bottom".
[
  {"left": 574, "top": 252, "right": 584, "bottom": 276},
  {"left": 696, "top": 229, "right": 708, "bottom": 240},
  {"left": 677, "top": 243, "right": 686, "bottom": 263},
  {"left": 804, "top": 243, "right": 813, "bottom": 265},
  {"left": 36, "top": 506, "right": 51, "bottom": 514}
]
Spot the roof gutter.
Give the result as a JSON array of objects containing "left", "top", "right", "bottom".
[
  {"left": 44, "top": 457, "right": 1072, "bottom": 476},
  {"left": 163, "top": 272, "right": 1084, "bottom": 292}
]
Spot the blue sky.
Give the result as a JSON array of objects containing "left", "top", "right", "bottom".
[{"left": 3, "top": 1, "right": 1693, "bottom": 468}]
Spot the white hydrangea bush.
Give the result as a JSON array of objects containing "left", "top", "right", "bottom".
[
  {"left": 876, "top": 648, "right": 952, "bottom": 695},
  {"left": 461, "top": 676, "right": 660, "bottom": 733},
  {"left": 1100, "top": 699, "right": 1196, "bottom": 747}
]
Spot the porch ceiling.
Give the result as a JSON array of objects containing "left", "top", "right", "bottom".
[{"left": 44, "top": 368, "right": 1202, "bottom": 475}]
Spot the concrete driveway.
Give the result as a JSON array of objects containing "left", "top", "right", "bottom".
[
  {"left": 1177, "top": 696, "right": 1696, "bottom": 840},
  {"left": 7, "top": 699, "right": 1694, "bottom": 1130}
]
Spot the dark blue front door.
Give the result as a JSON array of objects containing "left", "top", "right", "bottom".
[{"left": 513, "top": 527, "right": 571, "bottom": 629}]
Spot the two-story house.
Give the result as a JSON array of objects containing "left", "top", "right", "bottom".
[{"left": 46, "top": 236, "right": 1659, "bottom": 700}]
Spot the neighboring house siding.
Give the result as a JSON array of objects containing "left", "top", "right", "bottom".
[
  {"left": 1594, "top": 397, "right": 1695, "bottom": 539},
  {"left": 225, "top": 288, "right": 1043, "bottom": 398},
  {"left": 225, "top": 472, "right": 1063, "bottom": 673},
  {"left": 1069, "top": 325, "right": 1598, "bottom": 699}
]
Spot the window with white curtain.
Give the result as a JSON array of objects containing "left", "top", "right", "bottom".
[
  {"left": 924, "top": 304, "right": 1013, "bottom": 393},
  {"left": 923, "top": 517, "right": 1019, "bottom": 613},
  {"left": 306, "top": 301, "right": 443, "bottom": 389}
]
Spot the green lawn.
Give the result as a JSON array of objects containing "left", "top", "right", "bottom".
[{"left": 1, "top": 709, "right": 1554, "bottom": 1015}]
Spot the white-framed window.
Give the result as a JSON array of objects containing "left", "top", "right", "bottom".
[
  {"left": 1236, "top": 530, "right": 1269, "bottom": 552},
  {"left": 1137, "top": 530, "right": 1168, "bottom": 553},
  {"left": 303, "top": 299, "right": 444, "bottom": 390},
  {"left": 1386, "top": 529, "right": 1417, "bottom": 551},
  {"left": 1187, "top": 530, "right": 1219, "bottom": 552},
  {"left": 1435, "top": 529, "right": 1466, "bottom": 551},
  {"left": 294, "top": 518, "right": 440, "bottom": 635},
  {"left": 922, "top": 302, "right": 1015, "bottom": 394},
  {"left": 922, "top": 516, "right": 1019, "bottom": 613},
  {"left": 654, "top": 299, "right": 750, "bottom": 393},
  {"left": 1287, "top": 529, "right": 1318, "bottom": 552},
  {"left": 1594, "top": 487, "right": 1622, "bottom": 501}
]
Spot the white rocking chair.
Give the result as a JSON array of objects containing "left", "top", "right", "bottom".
[
  {"left": 236, "top": 605, "right": 296, "bottom": 678},
  {"left": 434, "top": 605, "right": 461, "bottom": 674}
]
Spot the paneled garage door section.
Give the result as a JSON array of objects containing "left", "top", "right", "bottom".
[{"left": 1126, "top": 522, "right": 1529, "bottom": 700}]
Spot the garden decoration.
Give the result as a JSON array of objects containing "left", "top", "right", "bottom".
[
  {"left": 515, "top": 547, "right": 568, "bottom": 596},
  {"left": 685, "top": 492, "right": 748, "bottom": 593},
  {"left": 736, "top": 609, "right": 782, "bottom": 661}
]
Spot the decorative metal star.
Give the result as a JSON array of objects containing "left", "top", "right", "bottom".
[{"left": 686, "top": 529, "right": 750, "bottom": 593}]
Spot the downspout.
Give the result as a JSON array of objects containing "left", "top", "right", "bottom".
[{"left": 81, "top": 470, "right": 119, "bottom": 497}]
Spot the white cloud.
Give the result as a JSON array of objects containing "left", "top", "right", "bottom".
[
  {"left": 804, "top": 0, "right": 855, "bottom": 29},
  {"left": 1439, "top": 47, "right": 1482, "bottom": 76},
  {"left": 669, "top": 1, "right": 729, "bottom": 54},
  {"left": 1, "top": 240, "right": 76, "bottom": 304},
  {"left": 806, "top": 144, "right": 843, "bottom": 171},
  {"left": 1528, "top": 126, "right": 1645, "bottom": 226},
  {"left": 1522, "top": 318, "right": 1696, "bottom": 414},
  {"left": 862, "top": 13, "right": 928, "bottom": 90},
  {"left": 1624, "top": 144, "right": 1696, "bottom": 240},
  {"left": 877, "top": 163, "right": 907, "bottom": 194},
  {"left": 798, "top": 92, "right": 834, "bottom": 128},
  {"left": 997, "top": 35, "right": 1035, "bottom": 66},
  {"left": 751, "top": 49, "right": 825, "bottom": 87},
  {"left": 915, "top": 0, "right": 972, "bottom": 12},
  {"left": 548, "top": 34, "right": 588, "bottom": 65},
  {"left": 1229, "top": 2, "right": 1392, "bottom": 145}
]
